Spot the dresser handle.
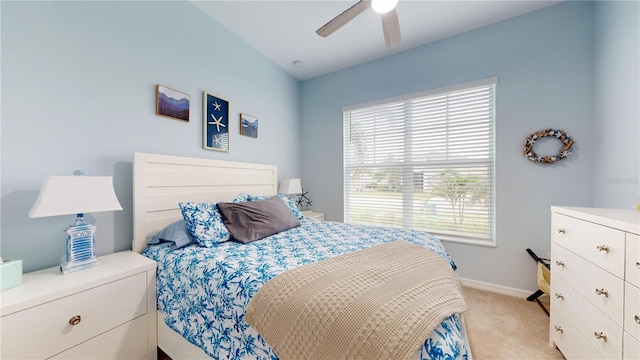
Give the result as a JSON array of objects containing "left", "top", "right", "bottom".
[
  {"left": 595, "top": 288, "right": 609, "bottom": 297},
  {"left": 69, "top": 315, "right": 81, "bottom": 326},
  {"left": 596, "top": 245, "right": 609, "bottom": 253},
  {"left": 594, "top": 332, "right": 607, "bottom": 342},
  {"left": 555, "top": 260, "right": 565, "bottom": 267},
  {"left": 554, "top": 325, "right": 564, "bottom": 333},
  {"left": 556, "top": 228, "right": 566, "bottom": 234},
  {"left": 634, "top": 315, "right": 640, "bottom": 325},
  {"left": 636, "top": 261, "right": 640, "bottom": 269},
  {"left": 554, "top": 293, "right": 564, "bottom": 300}
]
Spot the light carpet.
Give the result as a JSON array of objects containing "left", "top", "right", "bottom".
[{"left": 461, "top": 286, "right": 565, "bottom": 359}]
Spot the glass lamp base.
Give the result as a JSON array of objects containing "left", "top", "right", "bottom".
[
  {"left": 60, "top": 257, "right": 100, "bottom": 274},
  {"left": 61, "top": 214, "right": 100, "bottom": 274}
]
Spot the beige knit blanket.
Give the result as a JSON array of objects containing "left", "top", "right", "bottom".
[{"left": 245, "top": 240, "right": 467, "bottom": 360}]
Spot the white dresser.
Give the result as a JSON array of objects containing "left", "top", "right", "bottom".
[
  {"left": 550, "top": 206, "right": 640, "bottom": 359},
  {"left": 0, "top": 251, "right": 157, "bottom": 360}
]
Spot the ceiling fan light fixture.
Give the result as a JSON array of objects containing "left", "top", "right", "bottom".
[
  {"left": 371, "top": 0, "right": 398, "bottom": 15},
  {"left": 316, "top": 0, "right": 402, "bottom": 49}
]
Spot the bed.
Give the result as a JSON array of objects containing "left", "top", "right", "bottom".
[{"left": 132, "top": 152, "right": 472, "bottom": 360}]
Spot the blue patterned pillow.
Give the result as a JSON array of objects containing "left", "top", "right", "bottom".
[
  {"left": 179, "top": 202, "right": 230, "bottom": 247},
  {"left": 232, "top": 193, "right": 251, "bottom": 203},
  {"left": 249, "top": 194, "right": 304, "bottom": 220}
]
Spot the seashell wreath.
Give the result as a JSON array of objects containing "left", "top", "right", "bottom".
[{"left": 523, "top": 128, "right": 574, "bottom": 164}]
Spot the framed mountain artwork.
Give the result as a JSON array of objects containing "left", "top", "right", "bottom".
[{"left": 156, "top": 85, "right": 189, "bottom": 122}]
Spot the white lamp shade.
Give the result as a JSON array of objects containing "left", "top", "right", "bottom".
[
  {"left": 278, "top": 178, "right": 302, "bottom": 195},
  {"left": 371, "top": 0, "right": 398, "bottom": 14},
  {"left": 29, "top": 176, "right": 123, "bottom": 218}
]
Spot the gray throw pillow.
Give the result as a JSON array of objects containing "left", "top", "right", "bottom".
[{"left": 217, "top": 196, "right": 300, "bottom": 243}]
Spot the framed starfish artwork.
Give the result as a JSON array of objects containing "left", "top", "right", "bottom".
[{"left": 203, "top": 91, "right": 230, "bottom": 152}]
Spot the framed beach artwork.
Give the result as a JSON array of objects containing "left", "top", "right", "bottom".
[
  {"left": 240, "top": 113, "right": 258, "bottom": 138},
  {"left": 203, "top": 91, "right": 230, "bottom": 152},
  {"left": 156, "top": 85, "right": 190, "bottom": 122}
]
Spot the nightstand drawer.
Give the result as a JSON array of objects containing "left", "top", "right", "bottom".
[
  {"left": 50, "top": 315, "right": 148, "bottom": 360},
  {"left": 1, "top": 272, "right": 147, "bottom": 359}
]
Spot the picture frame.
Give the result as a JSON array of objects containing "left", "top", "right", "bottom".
[
  {"left": 203, "top": 91, "right": 230, "bottom": 152},
  {"left": 156, "top": 85, "right": 189, "bottom": 122},
  {"left": 240, "top": 113, "right": 258, "bottom": 138}
]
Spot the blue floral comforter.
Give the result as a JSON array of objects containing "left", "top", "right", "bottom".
[{"left": 143, "top": 218, "right": 470, "bottom": 360}]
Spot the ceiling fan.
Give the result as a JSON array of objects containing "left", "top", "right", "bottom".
[{"left": 316, "top": 0, "right": 401, "bottom": 49}]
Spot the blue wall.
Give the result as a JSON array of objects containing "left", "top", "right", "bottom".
[
  {"left": 300, "top": 1, "right": 597, "bottom": 291},
  {"left": 2, "top": 1, "right": 637, "bottom": 291},
  {"left": 1, "top": 1, "right": 301, "bottom": 272},
  {"left": 593, "top": 1, "right": 640, "bottom": 208}
]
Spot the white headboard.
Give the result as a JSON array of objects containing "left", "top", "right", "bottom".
[{"left": 132, "top": 152, "right": 277, "bottom": 253}]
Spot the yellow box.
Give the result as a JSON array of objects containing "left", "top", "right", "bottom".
[{"left": 0, "top": 260, "right": 23, "bottom": 291}]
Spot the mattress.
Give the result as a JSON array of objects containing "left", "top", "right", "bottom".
[{"left": 143, "top": 218, "right": 469, "bottom": 360}]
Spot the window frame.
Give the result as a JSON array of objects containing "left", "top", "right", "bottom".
[{"left": 343, "top": 77, "right": 497, "bottom": 247}]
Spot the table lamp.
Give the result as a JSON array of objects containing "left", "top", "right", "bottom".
[
  {"left": 28, "top": 172, "right": 122, "bottom": 274},
  {"left": 278, "top": 178, "right": 302, "bottom": 202}
]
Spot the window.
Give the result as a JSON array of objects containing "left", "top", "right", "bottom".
[{"left": 343, "top": 78, "right": 496, "bottom": 245}]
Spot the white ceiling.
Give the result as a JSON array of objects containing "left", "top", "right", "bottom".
[{"left": 193, "top": 0, "right": 561, "bottom": 81}]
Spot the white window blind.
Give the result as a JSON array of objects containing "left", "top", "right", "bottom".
[{"left": 343, "top": 78, "right": 496, "bottom": 245}]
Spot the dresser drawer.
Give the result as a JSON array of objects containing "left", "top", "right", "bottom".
[
  {"left": 50, "top": 315, "right": 148, "bottom": 360},
  {"left": 625, "top": 282, "right": 640, "bottom": 342},
  {"left": 550, "top": 274, "right": 580, "bottom": 325},
  {"left": 552, "top": 213, "right": 625, "bottom": 278},
  {"left": 552, "top": 243, "right": 624, "bottom": 325},
  {"left": 1, "top": 272, "right": 147, "bottom": 359},
  {"left": 627, "top": 233, "right": 640, "bottom": 288},
  {"left": 551, "top": 306, "right": 602, "bottom": 359},
  {"left": 625, "top": 331, "right": 640, "bottom": 360},
  {"left": 551, "top": 273, "right": 623, "bottom": 359}
]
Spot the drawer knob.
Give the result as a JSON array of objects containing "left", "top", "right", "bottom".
[
  {"left": 636, "top": 261, "right": 640, "bottom": 269},
  {"left": 556, "top": 228, "right": 566, "bottom": 234},
  {"left": 554, "top": 325, "right": 564, "bottom": 333},
  {"left": 596, "top": 244, "right": 609, "bottom": 253},
  {"left": 595, "top": 288, "right": 609, "bottom": 297},
  {"left": 635, "top": 315, "right": 640, "bottom": 325},
  {"left": 554, "top": 293, "right": 564, "bottom": 300},
  {"left": 594, "top": 332, "right": 607, "bottom": 342},
  {"left": 555, "top": 260, "right": 565, "bottom": 267},
  {"left": 69, "top": 315, "right": 81, "bottom": 326}
]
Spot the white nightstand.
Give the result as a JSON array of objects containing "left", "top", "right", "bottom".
[
  {"left": 0, "top": 251, "right": 157, "bottom": 360},
  {"left": 302, "top": 210, "right": 325, "bottom": 221}
]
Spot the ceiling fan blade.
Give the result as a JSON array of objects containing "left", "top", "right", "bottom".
[
  {"left": 316, "top": 0, "right": 370, "bottom": 38},
  {"left": 381, "top": 8, "right": 401, "bottom": 48}
]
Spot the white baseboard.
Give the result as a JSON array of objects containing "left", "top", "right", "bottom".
[{"left": 460, "top": 277, "right": 535, "bottom": 299}]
